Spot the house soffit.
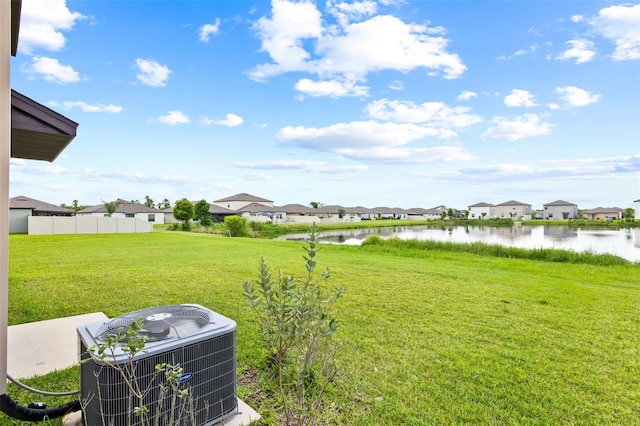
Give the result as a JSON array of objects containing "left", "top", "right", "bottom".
[{"left": 11, "top": 90, "right": 78, "bottom": 162}]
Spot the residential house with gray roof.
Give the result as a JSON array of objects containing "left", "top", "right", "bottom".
[
  {"left": 495, "top": 200, "right": 532, "bottom": 220},
  {"left": 543, "top": 200, "right": 578, "bottom": 220},
  {"left": 405, "top": 208, "right": 441, "bottom": 220},
  {"left": 77, "top": 199, "right": 165, "bottom": 224},
  {"left": 468, "top": 202, "right": 496, "bottom": 219},
  {"left": 213, "top": 193, "right": 273, "bottom": 211},
  {"left": 581, "top": 207, "right": 624, "bottom": 220},
  {"left": 9, "top": 195, "right": 74, "bottom": 233}
]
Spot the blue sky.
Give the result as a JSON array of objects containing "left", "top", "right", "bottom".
[{"left": 9, "top": 0, "right": 640, "bottom": 210}]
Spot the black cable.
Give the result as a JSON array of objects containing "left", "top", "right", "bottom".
[{"left": 0, "top": 393, "right": 81, "bottom": 422}]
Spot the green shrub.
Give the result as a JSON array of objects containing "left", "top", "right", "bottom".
[
  {"left": 243, "top": 223, "right": 344, "bottom": 424},
  {"left": 224, "top": 215, "right": 249, "bottom": 237}
]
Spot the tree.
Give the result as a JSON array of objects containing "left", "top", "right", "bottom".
[
  {"left": 61, "top": 199, "right": 86, "bottom": 211},
  {"left": 194, "top": 199, "right": 212, "bottom": 226},
  {"left": 338, "top": 208, "right": 346, "bottom": 218},
  {"left": 144, "top": 195, "right": 154, "bottom": 208},
  {"left": 102, "top": 200, "right": 123, "bottom": 217},
  {"left": 309, "top": 201, "right": 319, "bottom": 209},
  {"left": 173, "top": 198, "right": 194, "bottom": 231},
  {"left": 624, "top": 208, "right": 635, "bottom": 221},
  {"left": 157, "top": 199, "right": 171, "bottom": 210}
]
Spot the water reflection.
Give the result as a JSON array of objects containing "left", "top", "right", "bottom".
[{"left": 277, "top": 225, "right": 640, "bottom": 262}]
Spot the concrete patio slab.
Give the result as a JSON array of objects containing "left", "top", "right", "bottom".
[{"left": 7, "top": 312, "right": 108, "bottom": 379}]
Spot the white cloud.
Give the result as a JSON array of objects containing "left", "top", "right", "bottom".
[
  {"left": 135, "top": 58, "right": 172, "bottom": 87},
  {"left": 514, "top": 44, "right": 538, "bottom": 56},
  {"left": 231, "top": 159, "right": 368, "bottom": 173},
  {"left": 327, "top": 0, "right": 378, "bottom": 26},
  {"left": 274, "top": 119, "right": 474, "bottom": 164},
  {"left": 504, "top": 89, "right": 537, "bottom": 108},
  {"left": 18, "top": 0, "right": 85, "bottom": 54},
  {"left": 481, "top": 114, "right": 552, "bottom": 141},
  {"left": 570, "top": 15, "right": 584, "bottom": 23},
  {"left": 156, "top": 111, "right": 190, "bottom": 125},
  {"left": 200, "top": 113, "right": 244, "bottom": 126},
  {"left": 21, "top": 56, "right": 80, "bottom": 84},
  {"left": 199, "top": 19, "right": 221, "bottom": 42},
  {"left": 589, "top": 4, "right": 640, "bottom": 61},
  {"left": 458, "top": 90, "right": 477, "bottom": 101},
  {"left": 295, "top": 78, "right": 369, "bottom": 97},
  {"left": 240, "top": 172, "right": 273, "bottom": 181},
  {"left": 450, "top": 154, "right": 640, "bottom": 182},
  {"left": 315, "top": 15, "right": 465, "bottom": 79},
  {"left": 216, "top": 113, "right": 244, "bottom": 127},
  {"left": 277, "top": 121, "right": 453, "bottom": 154},
  {"left": 556, "top": 39, "right": 596, "bottom": 64},
  {"left": 49, "top": 101, "right": 123, "bottom": 113},
  {"left": 249, "top": 1, "right": 466, "bottom": 96},
  {"left": 337, "top": 146, "right": 475, "bottom": 163},
  {"left": 388, "top": 80, "right": 404, "bottom": 91},
  {"left": 365, "top": 99, "right": 482, "bottom": 128},
  {"left": 555, "top": 86, "right": 601, "bottom": 107},
  {"left": 250, "top": 0, "right": 323, "bottom": 80}
]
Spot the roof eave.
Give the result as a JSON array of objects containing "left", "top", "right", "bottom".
[
  {"left": 11, "top": 0, "right": 21, "bottom": 56},
  {"left": 11, "top": 90, "right": 78, "bottom": 162}
]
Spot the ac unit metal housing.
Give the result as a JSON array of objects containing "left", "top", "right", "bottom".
[{"left": 77, "top": 304, "right": 237, "bottom": 426}]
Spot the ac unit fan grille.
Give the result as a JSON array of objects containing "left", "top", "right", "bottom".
[{"left": 95, "top": 305, "right": 214, "bottom": 342}]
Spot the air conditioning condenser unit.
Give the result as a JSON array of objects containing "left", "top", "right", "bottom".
[{"left": 77, "top": 304, "right": 237, "bottom": 426}]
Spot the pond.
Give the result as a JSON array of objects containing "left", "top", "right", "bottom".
[{"left": 277, "top": 225, "right": 640, "bottom": 263}]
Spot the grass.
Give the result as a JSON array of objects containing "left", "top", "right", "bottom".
[
  {"left": 3, "top": 232, "right": 639, "bottom": 425},
  {"left": 361, "top": 235, "right": 632, "bottom": 266}
]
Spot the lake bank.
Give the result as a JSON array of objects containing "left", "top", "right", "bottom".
[{"left": 278, "top": 224, "right": 640, "bottom": 263}]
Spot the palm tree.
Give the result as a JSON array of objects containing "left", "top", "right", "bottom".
[{"left": 102, "top": 200, "right": 123, "bottom": 217}]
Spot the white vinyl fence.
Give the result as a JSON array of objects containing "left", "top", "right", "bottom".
[{"left": 28, "top": 216, "right": 153, "bottom": 235}]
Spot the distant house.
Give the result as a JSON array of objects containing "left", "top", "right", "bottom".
[
  {"left": 9, "top": 195, "right": 74, "bottom": 233},
  {"left": 468, "top": 202, "right": 496, "bottom": 219},
  {"left": 581, "top": 207, "right": 624, "bottom": 221},
  {"left": 236, "top": 202, "right": 284, "bottom": 221},
  {"left": 543, "top": 200, "right": 578, "bottom": 220},
  {"left": 162, "top": 202, "right": 236, "bottom": 224},
  {"left": 405, "top": 207, "right": 441, "bottom": 220},
  {"left": 206, "top": 203, "right": 236, "bottom": 223},
  {"left": 77, "top": 199, "right": 165, "bottom": 224},
  {"left": 278, "top": 204, "right": 315, "bottom": 217},
  {"left": 495, "top": 200, "right": 532, "bottom": 220},
  {"left": 213, "top": 193, "right": 273, "bottom": 211},
  {"left": 635, "top": 199, "right": 640, "bottom": 220}
]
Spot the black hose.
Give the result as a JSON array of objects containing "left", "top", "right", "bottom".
[{"left": 0, "top": 393, "right": 81, "bottom": 422}]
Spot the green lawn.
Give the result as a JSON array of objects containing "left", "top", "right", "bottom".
[{"left": 3, "top": 232, "right": 639, "bottom": 425}]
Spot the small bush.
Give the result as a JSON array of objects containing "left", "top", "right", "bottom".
[
  {"left": 243, "top": 223, "right": 344, "bottom": 425},
  {"left": 224, "top": 216, "right": 249, "bottom": 237}
]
